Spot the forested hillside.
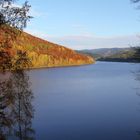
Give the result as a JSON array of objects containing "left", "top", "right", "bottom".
[
  {"left": 0, "top": 25, "right": 94, "bottom": 68},
  {"left": 78, "top": 47, "right": 140, "bottom": 63}
]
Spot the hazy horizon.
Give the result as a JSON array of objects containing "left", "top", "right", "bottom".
[{"left": 17, "top": 0, "right": 140, "bottom": 50}]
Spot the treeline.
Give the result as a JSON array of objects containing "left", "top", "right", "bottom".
[{"left": 98, "top": 47, "right": 140, "bottom": 63}]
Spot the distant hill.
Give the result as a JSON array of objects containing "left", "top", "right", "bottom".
[
  {"left": 77, "top": 47, "right": 140, "bottom": 63},
  {"left": 0, "top": 25, "right": 94, "bottom": 68},
  {"left": 77, "top": 48, "right": 131, "bottom": 59}
]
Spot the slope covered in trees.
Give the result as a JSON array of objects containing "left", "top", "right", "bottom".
[
  {"left": 0, "top": 25, "right": 95, "bottom": 68},
  {"left": 78, "top": 47, "right": 140, "bottom": 63}
]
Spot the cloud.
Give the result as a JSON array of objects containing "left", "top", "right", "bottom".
[
  {"left": 45, "top": 34, "right": 140, "bottom": 50},
  {"left": 25, "top": 29, "right": 140, "bottom": 50}
]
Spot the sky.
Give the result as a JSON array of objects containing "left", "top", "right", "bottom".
[{"left": 17, "top": 0, "right": 140, "bottom": 50}]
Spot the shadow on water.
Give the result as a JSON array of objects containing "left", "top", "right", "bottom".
[
  {"left": 0, "top": 70, "right": 35, "bottom": 140},
  {"left": 134, "top": 68, "right": 140, "bottom": 137}
]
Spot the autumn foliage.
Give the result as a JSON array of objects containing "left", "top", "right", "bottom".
[{"left": 0, "top": 26, "right": 95, "bottom": 68}]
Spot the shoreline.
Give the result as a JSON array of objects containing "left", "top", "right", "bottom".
[
  {"left": 29, "top": 62, "right": 95, "bottom": 70},
  {"left": 97, "top": 60, "right": 140, "bottom": 64},
  {"left": 0, "top": 62, "right": 95, "bottom": 73}
]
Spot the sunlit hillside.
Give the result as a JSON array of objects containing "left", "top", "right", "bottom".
[{"left": 0, "top": 25, "right": 94, "bottom": 68}]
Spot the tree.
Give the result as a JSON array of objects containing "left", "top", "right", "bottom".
[
  {"left": 0, "top": 0, "right": 32, "bottom": 72},
  {"left": 0, "top": 70, "right": 35, "bottom": 140},
  {"left": 0, "top": 1, "right": 34, "bottom": 139},
  {"left": 131, "top": 0, "right": 140, "bottom": 62},
  {"left": 11, "top": 71, "right": 35, "bottom": 140},
  {"left": 0, "top": 0, "right": 32, "bottom": 30}
]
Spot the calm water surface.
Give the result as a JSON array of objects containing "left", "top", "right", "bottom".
[{"left": 29, "top": 62, "right": 140, "bottom": 140}]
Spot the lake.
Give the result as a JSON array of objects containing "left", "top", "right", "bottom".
[{"left": 27, "top": 62, "right": 140, "bottom": 140}]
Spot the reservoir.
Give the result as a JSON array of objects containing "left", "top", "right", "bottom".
[{"left": 29, "top": 62, "right": 140, "bottom": 140}]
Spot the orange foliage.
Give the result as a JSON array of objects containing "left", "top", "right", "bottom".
[{"left": 0, "top": 25, "right": 95, "bottom": 68}]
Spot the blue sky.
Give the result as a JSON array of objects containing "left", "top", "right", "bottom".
[{"left": 18, "top": 0, "right": 140, "bottom": 49}]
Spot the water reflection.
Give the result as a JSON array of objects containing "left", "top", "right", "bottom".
[
  {"left": 134, "top": 69, "right": 140, "bottom": 138},
  {"left": 134, "top": 69, "right": 140, "bottom": 96},
  {"left": 0, "top": 70, "right": 35, "bottom": 140}
]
